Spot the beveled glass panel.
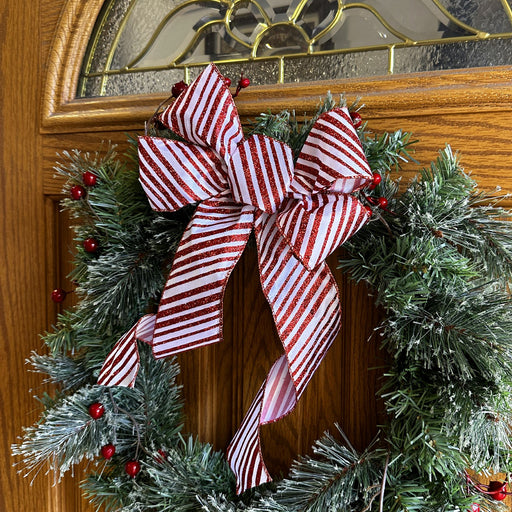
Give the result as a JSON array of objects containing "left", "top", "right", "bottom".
[
  {"left": 180, "top": 26, "right": 250, "bottom": 63},
  {"left": 343, "top": 0, "right": 475, "bottom": 40},
  {"left": 229, "top": 1, "right": 268, "bottom": 44},
  {"left": 256, "top": 25, "right": 309, "bottom": 57},
  {"left": 78, "top": 0, "right": 512, "bottom": 97},
  {"left": 437, "top": 0, "right": 512, "bottom": 33},
  {"left": 321, "top": 7, "right": 404, "bottom": 50},
  {"left": 295, "top": 0, "right": 339, "bottom": 40},
  {"left": 130, "top": 3, "right": 225, "bottom": 68},
  {"left": 284, "top": 51, "right": 389, "bottom": 82},
  {"left": 110, "top": 0, "right": 185, "bottom": 70},
  {"left": 395, "top": 38, "right": 512, "bottom": 73}
]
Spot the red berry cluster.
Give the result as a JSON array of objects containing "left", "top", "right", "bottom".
[
  {"left": 70, "top": 185, "right": 86, "bottom": 200},
  {"left": 82, "top": 171, "right": 97, "bottom": 187},
  {"left": 231, "top": 74, "right": 251, "bottom": 98},
  {"left": 100, "top": 444, "right": 141, "bottom": 477},
  {"left": 465, "top": 471, "right": 511, "bottom": 506},
  {"left": 350, "top": 110, "right": 363, "bottom": 129},
  {"left": 487, "top": 480, "right": 508, "bottom": 500},
  {"left": 68, "top": 170, "right": 101, "bottom": 259},
  {"left": 125, "top": 460, "right": 141, "bottom": 478},
  {"left": 70, "top": 172, "right": 98, "bottom": 201},
  {"left": 363, "top": 172, "right": 388, "bottom": 213},
  {"left": 100, "top": 443, "right": 115, "bottom": 459},
  {"left": 368, "top": 172, "right": 382, "bottom": 190},
  {"left": 89, "top": 402, "right": 142, "bottom": 477}
]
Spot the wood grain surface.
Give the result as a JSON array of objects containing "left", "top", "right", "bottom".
[
  {"left": 0, "top": 1, "right": 51, "bottom": 511},
  {"left": 2, "top": 1, "right": 511, "bottom": 510}
]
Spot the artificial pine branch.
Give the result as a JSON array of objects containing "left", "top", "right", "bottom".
[
  {"left": 28, "top": 351, "right": 92, "bottom": 392},
  {"left": 258, "top": 430, "right": 384, "bottom": 512},
  {"left": 340, "top": 146, "right": 512, "bottom": 510},
  {"left": 14, "top": 348, "right": 183, "bottom": 482}
]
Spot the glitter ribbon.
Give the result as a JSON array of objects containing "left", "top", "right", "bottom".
[{"left": 98, "top": 64, "right": 372, "bottom": 493}]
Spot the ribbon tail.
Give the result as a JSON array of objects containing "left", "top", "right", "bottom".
[
  {"left": 151, "top": 196, "right": 254, "bottom": 358},
  {"left": 98, "top": 314, "right": 156, "bottom": 387},
  {"left": 227, "top": 212, "right": 341, "bottom": 493},
  {"left": 227, "top": 354, "right": 295, "bottom": 493}
]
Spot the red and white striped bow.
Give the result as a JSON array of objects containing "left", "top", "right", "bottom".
[{"left": 98, "top": 64, "right": 372, "bottom": 493}]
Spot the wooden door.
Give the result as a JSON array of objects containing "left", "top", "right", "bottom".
[{"left": 2, "top": 1, "right": 512, "bottom": 510}]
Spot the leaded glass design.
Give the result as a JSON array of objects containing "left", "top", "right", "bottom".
[{"left": 78, "top": 0, "right": 512, "bottom": 97}]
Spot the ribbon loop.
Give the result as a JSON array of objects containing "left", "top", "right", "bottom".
[
  {"left": 160, "top": 65, "right": 243, "bottom": 160},
  {"left": 139, "top": 136, "right": 227, "bottom": 212},
  {"left": 290, "top": 107, "right": 372, "bottom": 197}
]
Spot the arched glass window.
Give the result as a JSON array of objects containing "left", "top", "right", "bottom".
[{"left": 78, "top": 0, "right": 512, "bottom": 97}]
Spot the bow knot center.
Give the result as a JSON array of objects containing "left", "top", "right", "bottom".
[{"left": 226, "top": 134, "right": 294, "bottom": 214}]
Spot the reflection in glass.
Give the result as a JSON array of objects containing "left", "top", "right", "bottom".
[{"left": 78, "top": 0, "right": 512, "bottom": 97}]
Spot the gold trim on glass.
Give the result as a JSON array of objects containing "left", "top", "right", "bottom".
[
  {"left": 100, "top": 0, "right": 138, "bottom": 95},
  {"left": 500, "top": 0, "right": 512, "bottom": 25},
  {"left": 77, "top": 0, "right": 117, "bottom": 97},
  {"left": 430, "top": 0, "right": 489, "bottom": 38}
]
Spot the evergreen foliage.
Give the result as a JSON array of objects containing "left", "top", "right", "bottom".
[{"left": 12, "top": 99, "right": 512, "bottom": 511}]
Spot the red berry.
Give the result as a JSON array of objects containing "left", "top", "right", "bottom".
[
  {"left": 488, "top": 480, "right": 507, "bottom": 500},
  {"left": 470, "top": 504, "right": 480, "bottom": 512},
  {"left": 171, "top": 80, "right": 188, "bottom": 98},
  {"left": 368, "top": 172, "right": 382, "bottom": 190},
  {"left": 155, "top": 449, "right": 167, "bottom": 463},
  {"left": 51, "top": 288, "right": 67, "bottom": 303},
  {"left": 83, "top": 237, "right": 99, "bottom": 253},
  {"left": 125, "top": 460, "right": 141, "bottom": 478},
  {"left": 70, "top": 185, "right": 86, "bottom": 200},
  {"left": 239, "top": 77, "right": 250, "bottom": 88},
  {"left": 350, "top": 111, "right": 363, "bottom": 129},
  {"left": 100, "top": 444, "right": 116, "bottom": 459},
  {"left": 223, "top": 77, "right": 232, "bottom": 87},
  {"left": 82, "top": 171, "right": 97, "bottom": 187},
  {"left": 88, "top": 402, "right": 105, "bottom": 420},
  {"left": 377, "top": 197, "right": 388, "bottom": 209}
]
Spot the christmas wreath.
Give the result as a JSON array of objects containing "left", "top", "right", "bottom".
[{"left": 13, "top": 65, "right": 512, "bottom": 512}]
